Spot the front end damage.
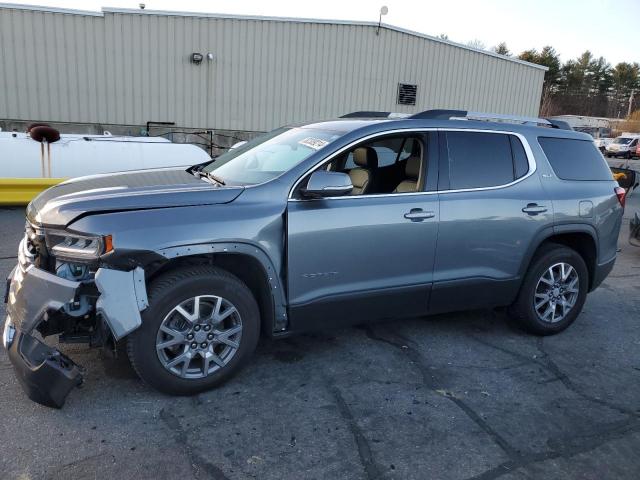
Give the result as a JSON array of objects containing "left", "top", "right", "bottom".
[{"left": 3, "top": 227, "right": 148, "bottom": 408}]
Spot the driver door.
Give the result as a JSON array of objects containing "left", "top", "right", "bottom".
[{"left": 286, "top": 131, "right": 439, "bottom": 331}]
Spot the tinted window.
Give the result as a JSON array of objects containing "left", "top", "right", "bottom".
[
  {"left": 445, "top": 132, "right": 514, "bottom": 189},
  {"left": 510, "top": 136, "right": 529, "bottom": 179},
  {"left": 538, "top": 137, "right": 612, "bottom": 181}
]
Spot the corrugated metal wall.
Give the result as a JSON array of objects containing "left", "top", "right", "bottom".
[{"left": 0, "top": 5, "right": 546, "bottom": 132}]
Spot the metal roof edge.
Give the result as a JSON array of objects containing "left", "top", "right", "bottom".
[
  {"left": 0, "top": 2, "right": 104, "bottom": 16},
  {"left": 0, "top": 4, "right": 548, "bottom": 71},
  {"left": 103, "top": 7, "right": 548, "bottom": 71}
]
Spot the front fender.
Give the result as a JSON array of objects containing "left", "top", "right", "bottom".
[{"left": 156, "top": 241, "right": 288, "bottom": 332}]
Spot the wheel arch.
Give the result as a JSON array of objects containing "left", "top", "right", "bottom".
[
  {"left": 148, "top": 242, "right": 288, "bottom": 336},
  {"left": 519, "top": 225, "right": 598, "bottom": 291}
]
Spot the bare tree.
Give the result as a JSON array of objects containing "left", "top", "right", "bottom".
[
  {"left": 492, "top": 42, "right": 510, "bottom": 56},
  {"left": 466, "top": 39, "right": 486, "bottom": 50}
]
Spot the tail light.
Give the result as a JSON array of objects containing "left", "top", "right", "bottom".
[{"left": 615, "top": 186, "right": 626, "bottom": 208}]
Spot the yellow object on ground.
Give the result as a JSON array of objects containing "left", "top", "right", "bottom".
[{"left": 0, "top": 178, "right": 64, "bottom": 205}]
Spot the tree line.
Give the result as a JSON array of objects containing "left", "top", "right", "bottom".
[{"left": 492, "top": 42, "right": 639, "bottom": 119}]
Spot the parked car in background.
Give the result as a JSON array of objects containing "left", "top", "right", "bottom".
[
  {"left": 0, "top": 125, "right": 212, "bottom": 205},
  {"left": 594, "top": 137, "right": 613, "bottom": 155},
  {"left": 606, "top": 135, "right": 640, "bottom": 159},
  {"left": 3, "top": 110, "right": 624, "bottom": 408}
]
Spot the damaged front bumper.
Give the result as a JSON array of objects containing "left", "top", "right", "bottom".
[
  {"left": 4, "top": 321, "right": 83, "bottom": 408},
  {"left": 3, "top": 258, "right": 148, "bottom": 408}
]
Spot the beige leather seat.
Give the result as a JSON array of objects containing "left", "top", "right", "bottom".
[
  {"left": 348, "top": 147, "right": 378, "bottom": 195},
  {"left": 394, "top": 156, "right": 421, "bottom": 193}
]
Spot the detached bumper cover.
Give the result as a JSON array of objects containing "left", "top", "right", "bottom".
[
  {"left": 4, "top": 262, "right": 148, "bottom": 407},
  {"left": 7, "top": 327, "right": 83, "bottom": 408}
]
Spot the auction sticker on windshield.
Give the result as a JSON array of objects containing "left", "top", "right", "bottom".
[{"left": 299, "top": 137, "right": 329, "bottom": 150}]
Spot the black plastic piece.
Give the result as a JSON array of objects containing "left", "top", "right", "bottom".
[
  {"left": 8, "top": 331, "right": 83, "bottom": 408},
  {"left": 630, "top": 213, "right": 640, "bottom": 248},
  {"left": 409, "top": 109, "right": 467, "bottom": 120},
  {"left": 340, "top": 111, "right": 391, "bottom": 118},
  {"left": 545, "top": 119, "right": 573, "bottom": 130}
]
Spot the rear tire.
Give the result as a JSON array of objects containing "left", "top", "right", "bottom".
[
  {"left": 127, "top": 265, "right": 260, "bottom": 395},
  {"left": 509, "top": 244, "right": 588, "bottom": 335}
]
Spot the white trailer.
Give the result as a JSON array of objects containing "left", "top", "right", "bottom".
[{"left": 0, "top": 130, "right": 211, "bottom": 204}]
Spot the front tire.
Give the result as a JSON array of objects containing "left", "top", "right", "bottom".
[
  {"left": 509, "top": 244, "right": 588, "bottom": 335},
  {"left": 127, "top": 265, "right": 260, "bottom": 395}
]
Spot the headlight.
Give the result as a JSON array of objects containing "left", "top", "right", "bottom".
[{"left": 46, "top": 231, "right": 113, "bottom": 260}]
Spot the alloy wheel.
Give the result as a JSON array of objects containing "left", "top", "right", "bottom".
[
  {"left": 156, "top": 295, "right": 243, "bottom": 379},
  {"left": 533, "top": 262, "right": 579, "bottom": 323}
]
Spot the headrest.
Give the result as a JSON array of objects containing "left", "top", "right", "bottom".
[
  {"left": 353, "top": 147, "right": 378, "bottom": 169},
  {"left": 405, "top": 156, "right": 421, "bottom": 179}
]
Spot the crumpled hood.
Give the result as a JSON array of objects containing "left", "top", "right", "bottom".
[{"left": 27, "top": 168, "right": 244, "bottom": 227}]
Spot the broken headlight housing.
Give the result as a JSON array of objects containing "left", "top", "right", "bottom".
[{"left": 46, "top": 231, "right": 113, "bottom": 261}]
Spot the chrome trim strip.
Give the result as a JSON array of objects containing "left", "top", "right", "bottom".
[{"left": 288, "top": 128, "right": 537, "bottom": 202}]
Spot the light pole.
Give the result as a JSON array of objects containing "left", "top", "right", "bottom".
[{"left": 376, "top": 6, "right": 388, "bottom": 36}]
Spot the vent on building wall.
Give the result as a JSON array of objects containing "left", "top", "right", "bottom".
[{"left": 397, "top": 83, "right": 417, "bottom": 106}]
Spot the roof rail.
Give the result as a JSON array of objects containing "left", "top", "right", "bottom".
[
  {"left": 340, "top": 111, "right": 391, "bottom": 118},
  {"left": 546, "top": 119, "right": 573, "bottom": 130},
  {"left": 409, "top": 109, "right": 467, "bottom": 120},
  {"left": 339, "top": 111, "right": 411, "bottom": 119},
  {"left": 408, "top": 110, "right": 573, "bottom": 130}
]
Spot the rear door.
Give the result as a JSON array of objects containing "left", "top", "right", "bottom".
[
  {"left": 429, "top": 129, "right": 553, "bottom": 313},
  {"left": 286, "top": 131, "right": 439, "bottom": 331}
]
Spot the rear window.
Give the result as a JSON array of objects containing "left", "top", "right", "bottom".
[{"left": 538, "top": 137, "right": 612, "bottom": 181}]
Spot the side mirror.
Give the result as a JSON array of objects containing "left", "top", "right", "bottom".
[{"left": 301, "top": 171, "right": 353, "bottom": 198}]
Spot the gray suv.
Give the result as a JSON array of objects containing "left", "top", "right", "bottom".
[{"left": 3, "top": 110, "right": 624, "bottom": 408}]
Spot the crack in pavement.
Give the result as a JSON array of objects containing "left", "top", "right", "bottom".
[
  {"left": 364, "top": 325, "right": 640, "bottom": 480},
  {"left": 534, "top": 337, "right": 638, "bottom": 417},
  {"left": 466, "top": 418, "right": 640, "bottom": 480},
  {"left": 468, "top": 333, "right": 639, "bottom": 418},
  {"left": 159, "top": 407, "right": 230, "bottom": 480},
  {"left": 328, "top": 382, "right": 382, "bottom": 480},
  {"left": 363, "top": 325, "right": 521, "bottom": 460}
]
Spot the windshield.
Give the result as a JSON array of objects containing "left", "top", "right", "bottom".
[
  {"left": 613, "top": 137, "right": 633, "bottom": 145},
  {"left": 203, "top": 127, "right": 341, "bottom": 185}
]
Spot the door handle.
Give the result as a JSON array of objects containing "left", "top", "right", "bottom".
[
  {"left": 404, "top": 208, "right": 435, "bottom": 221},
  {"left": 522, "top": 203, "right": 548, "bottom": 215}
]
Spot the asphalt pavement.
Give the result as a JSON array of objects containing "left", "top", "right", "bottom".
[{"left": 1, "top": 192, "right": 639, "bottom": 480}]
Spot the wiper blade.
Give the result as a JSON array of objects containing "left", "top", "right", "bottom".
[
  {"left": 192, "top": 169, "right": 226, "bottom": 186},
  {"left": 205, "top": 172, "right": 226, "bottom": 186}
]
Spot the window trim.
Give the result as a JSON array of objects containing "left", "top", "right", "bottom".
[
  {"left": 440, "top": 130, "right": 531, "bottom": 191},
  {"left": 537, "top": 135, "right": 615, "bottom": 182},
  {"left": 288, "top": 128, "right": 537, "bottom": 201}
]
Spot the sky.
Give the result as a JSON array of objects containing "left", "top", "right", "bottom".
[{"left": 7, "top": 0, "right": 640, "bottom": 65}]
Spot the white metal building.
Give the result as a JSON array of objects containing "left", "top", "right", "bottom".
[{"left": 0, "top": 3, "right": 547, "bottom": 133}]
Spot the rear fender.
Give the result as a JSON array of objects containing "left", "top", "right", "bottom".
[{"left": 517, "top": 223, "right": 600, "bottom": 289}]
